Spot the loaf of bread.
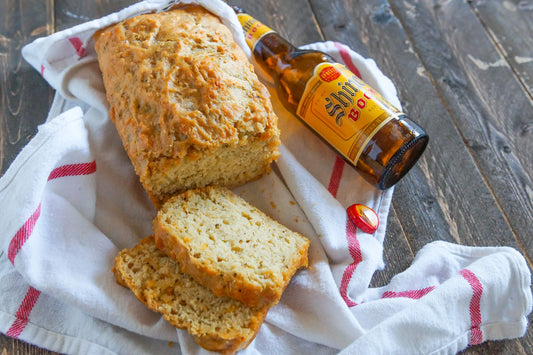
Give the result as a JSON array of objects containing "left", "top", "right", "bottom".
[
  {"left": 153, "top": 186, "right": 310, "bottom": 307},
  {"left": 94, "top": 6, "right": 281, "bottom": 206},
  {"left": 113, "top": 236, "right": 269, "bottom": 354}
]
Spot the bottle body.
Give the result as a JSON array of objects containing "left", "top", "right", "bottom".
[{"left": 236, "top": 10, "right": 428, "bottom": 189}]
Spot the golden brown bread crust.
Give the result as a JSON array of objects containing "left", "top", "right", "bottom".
[
  {"left": 94, "top": 6, "right": 280, "bottom": 206},
  {"left": 113, "top": 236, "right": 269, "bottom": 355},
  {"left": 153, "top": 186, "right": 310, "bottom": 308}
]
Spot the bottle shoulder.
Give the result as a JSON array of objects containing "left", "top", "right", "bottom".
[
  {"left": 278, "top": 50, "right": 334, "bottom": 84},
  {"left": 285, "top": 49, "right": 334, "bottom": 67}
]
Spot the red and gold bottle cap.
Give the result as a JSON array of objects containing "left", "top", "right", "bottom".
[{"left": 347, "top": 204, "right": 379, "bottom": 234}]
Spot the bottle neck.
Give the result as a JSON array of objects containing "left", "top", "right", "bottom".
[
  {"left": 235, "top": 12, "right": 296, "bottom": 77},
  {"left": 252, "top": 32, "right": 296, "bottom": 76}
]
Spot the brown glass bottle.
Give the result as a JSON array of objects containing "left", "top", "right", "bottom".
[{"left": 234, "top": 8, "right": 429, "bottom": 189}]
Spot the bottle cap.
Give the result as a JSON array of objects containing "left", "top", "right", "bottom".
[{"left": 347, "top": 204, "right": 379, "bottom": 234}]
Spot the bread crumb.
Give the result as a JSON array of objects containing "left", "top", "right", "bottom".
[{"left": 154, "top": 186, "right": 310, "bottom": 308}]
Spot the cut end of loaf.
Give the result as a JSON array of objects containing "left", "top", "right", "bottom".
[{"left": 144, "top": 137, "right": 280, "bottom": 207}]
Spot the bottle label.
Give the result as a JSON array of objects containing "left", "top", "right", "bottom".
[
  {"left": 237, "top": 13, "right": 274, "bottom": 51},
  {"left": 297, "top": 62, "right": 402, "bottom": 165}
]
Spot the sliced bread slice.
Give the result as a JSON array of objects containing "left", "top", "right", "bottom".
[
  {"left": 153, "top": 186, "right": 310, "bottom": 307},
  {"left": 113, "top": 236, "right": 269, "bottom": 355}
]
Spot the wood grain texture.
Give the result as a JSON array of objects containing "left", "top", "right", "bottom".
[
  {"left": 393, "top": 0, "right": 533, "bottom": 257},
  {"left": 370, "top": 206, "right": 415, "bottom": 287},
  {"left": 0, "top": 0, "right": 54, "bottom": 173},
  {"left": 469, "top": 0, "right": 533, "bottom": 97},
  {"left": 233, "top": 0, "right": 324, "bottom": 46},
  {"left": 54, "top": 0, "right": 137, "bottom": 31},
  {"left": 1, "top": 337, "right": 57, "bottom": 355},
  {"left": 311, "top": 0, "right": 518, "bottom": 250}
]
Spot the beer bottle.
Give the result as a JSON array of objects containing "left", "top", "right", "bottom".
[{"left": 233, "top": 7, "right": 429, "bottom": 189}]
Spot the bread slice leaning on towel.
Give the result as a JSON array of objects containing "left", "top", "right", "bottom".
[{"left": 113, "top": 236, "right": 269, "bottom": 355}]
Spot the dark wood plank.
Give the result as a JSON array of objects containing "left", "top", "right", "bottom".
[
  {"left": 0, "top": 0, "right": 55, "bottom": 173},
  {"left": 469, "top": 0, "right": 533, "bottom": 97},
  {"left": 231, "top": 0, "right": 324, "bottom": 46},
  {"left": 309, "top": 0, "right": 519, "bottom": 248},
  {"left": 371, "top": 206, "right": 415, "bottom": 287},
  {"left": 1, "top": 336, "right": 58, "bottom": 355},
  {"left": 388, "top": 0, "right": 533, "bottom": 258},
  {"left": 390, "top": 2, "right": 533, "bottom": 352},
  {"left": 54, "top": 0, "right": 137, "bottom": 31}
]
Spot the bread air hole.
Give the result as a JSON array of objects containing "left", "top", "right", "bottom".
[{"left": 231, "top": 246, "right": 243, "bottom": 253}]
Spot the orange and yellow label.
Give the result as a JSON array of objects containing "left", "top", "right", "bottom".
[
  {"left": 297, "top": 63, "right": 402, "bottom": 164},
  {"left": 237, "top": 13, "right": 274, "bottom": 51}
]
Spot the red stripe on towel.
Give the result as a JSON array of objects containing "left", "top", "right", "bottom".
[
  {"left": 5, "top": 160, "right": 96, "bottom": 336},
  {"left": 7, "top": 204, "right": 42, "bottom": 265},
  {"left": 48, "top": 160, "right": 96, "bottom": 181},
  {"left": 327, "top": 156, "right": 345, "bottom": 197},
  {"left": 339, "top": 220, "right": 361, "bottom": 307},
  {"left": 334, "top": 42, "right": 362, "bottom": 78},
  {"left": 5, "top": 286, "right": 41, "bottom": 338},
  {"left": 460, "top": 269, "right": 484, "bottom": 345},
  {"left": 68, "top": 37, "right": 86, "bottom": 57},
  {"left": 326, "top": 148, "right": 361, "bottom": 307},
  {"left": 382, "top": 286, "right": 436, "bottom": 299},
  {"left": 8, "top": 161, "right": 96, "bottom": 265}
]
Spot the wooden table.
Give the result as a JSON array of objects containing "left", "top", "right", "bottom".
[{"left": 1, "top": 0, "right": 531, "bottom": 354}]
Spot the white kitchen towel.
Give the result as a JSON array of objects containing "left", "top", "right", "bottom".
[{"left": 0, "top": 0, "right": 530, "bottom": 354}]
